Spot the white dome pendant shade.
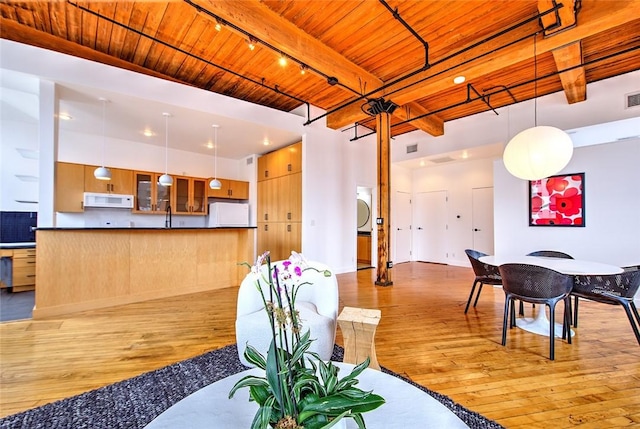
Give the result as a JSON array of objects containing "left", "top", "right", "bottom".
[
  {"left": 503, "top": 125, "right": 574, "bottom": 181},
  {"left": 159, "top": 112, "right": 173, "bottom": 187},
  {"left": 209, "top": 124, "right": 222, "bottom": 190},
  {"left": 94, "top": 97, "right": 112, "bottom": 181},
  {"left": 93, "top": 166, "right": 112, "bottom": 180}
]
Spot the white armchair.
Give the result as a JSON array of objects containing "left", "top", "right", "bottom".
[{"left": 235, "top": 258, "right": 339, "bottom": 367}]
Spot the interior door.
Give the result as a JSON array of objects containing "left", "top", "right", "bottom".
[
  {"left": 393, "top": 191, "right": 412, "bottom": 264},
  {"left": 472, "top": 187, "right": 495, "bottom": 255},
  {"left": 414, "top": 191, "right": 448, "bottom": 264}
]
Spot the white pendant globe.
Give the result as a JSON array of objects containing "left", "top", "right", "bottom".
[
  {"left": 158, "top": 173, "right": 173, "bottom": 187},
  {"left": 93, "top": 166, "right": 112, "bottom": 181},
  {"left": 209, "top": 178, "right": 222, "bottom": 190},
  {"left": 503, "top": 125, "right": 573, "bottom": 181}
]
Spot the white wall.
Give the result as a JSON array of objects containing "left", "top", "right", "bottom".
[
  {"left": 494, "top": 139, "right": 640, "bottom": 266},
  {"left": 412, "top": 158, "right": 495, "bottom": 266}
]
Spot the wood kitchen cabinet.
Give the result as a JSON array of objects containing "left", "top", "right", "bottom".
[
  {"left": 133, "top": 171, "right": 172, "bottom": 213},
  {"left": 257, "top": 142, "right": 302, "bottom": 260},
  {"left": 55, "top": 162, "right": 85, "bottom": 213},
  {"left": 173, "top": 176, "right": 207, "bottom": 215},
  {"left": 207, "top": 178, "right": 249, "bottom": 200},
  {"left": 84, "top": 165, "right": 133, "bottom": 194},
  {"left": 0, "top": 247, "right": 36, "bottom": 292},
  {"left": 257, "top": 141, "right": 301, "bottom": 181}
]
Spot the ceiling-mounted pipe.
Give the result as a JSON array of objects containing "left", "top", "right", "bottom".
[
  {"left": 67, "top": 0, "right": 311, "bottom": 116},
  {"left": 350, "top": 43, "right": 639, "bottom": 141},
  {"left": 378, "top": 0, "right": 429, "bottom": 69},
  {"left": 305, "top": 3, "right": 564, "bottom": 127}
]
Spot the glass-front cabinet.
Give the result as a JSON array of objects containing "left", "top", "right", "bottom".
[
  {"left": 133, "top": 171, "right": 172, "bottom": 213},
  {"left": 173, "top": 176, "right": 207, "bottom": 215}
]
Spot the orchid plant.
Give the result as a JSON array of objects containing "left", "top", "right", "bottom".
[{"left": 229, "top": 251, "right": 384, "bottom": 429}]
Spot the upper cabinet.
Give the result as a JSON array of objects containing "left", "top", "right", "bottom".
[
  {"left": 257, "top": 141, "right": 302, "bottom": 181},
  {"left": 55, "top": 162, "right": 85, "bottom": 213},
  {"left": 84, "top": 165, "right": 133, "bottom": 194},
  {"left": 173, "top": 176, "right": 207, "bottom": 215},
  {"left": 133, "top": 171, "right": 171, "bottom": 214},
  {"left": 207, "top": 178, "right": 249, "bottom": 200}
]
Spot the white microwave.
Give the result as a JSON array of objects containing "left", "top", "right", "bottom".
[{"left": 83, "top": 192, "right": 134, "bottom": 209}]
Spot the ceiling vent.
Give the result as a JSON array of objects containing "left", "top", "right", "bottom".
[
  {"left": 625, "top": 91, "right": 640, "bottom": 109},
  {"left": 406, "top": 144, "right": 418, "bottom": 154},
  {"left": 430, "top": 156, "right": 456, "bottom": 164},
  {"left": 246, "top": 157, "right": 253, "bottom": 165}
]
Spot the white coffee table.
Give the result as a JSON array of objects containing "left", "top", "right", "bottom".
[
  {"left": 479, "top": 255, "right": 622, "bottom": 337},
  {"left": 144, "top": 362, "right": 469, "bottom": 429}
]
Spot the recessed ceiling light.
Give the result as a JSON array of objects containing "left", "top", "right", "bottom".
[
  {"left": 143, "top": 129, "right": 155, "bottom": 137},
  {"left": 461, "top": 150, "right": 469, "bottom": 159},
  {"left": 419, "top": 160, "right": 425, "bottom": 167},
  {"left": 206, "top": 141, "right": 214, "bottom": 149},
  {"left": 263, "top": 138, "right": 270, "bottom": 146},
  {"left": 59, "top": 113, "right": 72, "bottom": 120},
  {"left": 453, "top": 76, "right": 466, "bottom": 84},
  {"left": 278, "top": 55, "right": 287, "bottom": 67}
]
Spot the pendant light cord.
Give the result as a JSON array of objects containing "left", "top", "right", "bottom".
[
  {"left": 214, "top": 125, "right": 218, "bottom": 179},
  {"left": 164, "top": 114, "right": 169, "bottom": 174},
  {"left": 534, "top": 33, "right": 538, "bottom": 127},
  {"left": 101, "top": 98, "right": 106, "bottom": 167}
]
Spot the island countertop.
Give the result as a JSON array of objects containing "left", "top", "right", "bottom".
[
  {"left": 34, "top": 226, "right": 256, "bottom": 231},
  {"left": 34, "top": 227, "right": 254, "bottom": 318}
]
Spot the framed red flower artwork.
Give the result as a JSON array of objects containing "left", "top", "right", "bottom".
[{"left": 529, "top": 173, "right": 585, "bottom": 227}]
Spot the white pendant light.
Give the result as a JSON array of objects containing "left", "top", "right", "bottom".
[
  {"left": 159, "top": 112, "right": 173, "bottom": 187},
  {"left": 503, "top": 34, "right": 573, "bottom": 181},
  {"left": 209, "top": 124, "right": 222, "bottom": 190},
  {"left": 94, "top": 97, "right": 112, "bottom": 181}
]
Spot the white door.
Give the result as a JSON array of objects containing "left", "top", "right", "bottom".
[
  {"left": 393, "top": 191, "right": 412, "bottom": 264},
  {"left": 472, "top": 187, "right": 495, "bottom": 255},
  {"left": 414, "top": 191, "right": 448, "bottom": 264}
]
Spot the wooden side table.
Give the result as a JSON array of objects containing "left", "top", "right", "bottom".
[{"left": 337, "top": 306, "right": 381, "bottom": 370}]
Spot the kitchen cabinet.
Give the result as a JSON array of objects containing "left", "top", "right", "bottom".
[
  {"left": 0, "top": 247, "right": 36, "bottom": 292},
  {"left": 207, "top": 178, "right": 249, "bottom": 200},
  {"left": 55, "top": 162, "right": 85, "bottom": 213},
  {"left": 84, "top": 165, "right": 133, "bottom": 194},
  {"left": 257, "top": 141, "right": 301, "bottom": 181},
  {"left": 174, "top": 176, "right": 207, "bottom": 215},
  {"left": 133, "top": 171, "right": 172, "bottom": 213},
  {"left": 257, "top": 142, "right": 302, "bottom": 260},
  {"left": 357, "top": 234, "right": 372, "bottom": 264}
]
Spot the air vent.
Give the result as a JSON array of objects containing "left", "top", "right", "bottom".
[
  {"left": 626, "top": 91, "right": 640, "bottom": 109},
  {"left": 406, "top": 144, "right": 418, "bottom": 154},
  {"left": 430, "top": 156, "right": 455, "bottom": 164},
  {"left": 246, "top": 157, "right": 253, "bottom": 165}
]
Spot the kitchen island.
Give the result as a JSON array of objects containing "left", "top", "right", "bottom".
[{"left": 34, "top": 227, "right": 255, "bottom": 319}]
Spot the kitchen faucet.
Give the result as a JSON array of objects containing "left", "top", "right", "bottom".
[{"left": 165, "top": 204, "right": 172, "bottom": 228}]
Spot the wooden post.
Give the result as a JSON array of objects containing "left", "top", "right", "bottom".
[{"left": 375, "top": 112, "right": 393, "bottom": 286}]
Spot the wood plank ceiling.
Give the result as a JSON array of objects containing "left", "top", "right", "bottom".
[{"left": 1, "top": 0, "right": 639, "bottom": 139}]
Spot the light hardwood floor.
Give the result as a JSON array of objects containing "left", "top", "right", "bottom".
[{"left": 1, "top": 262, "right": 639, "bottom": 427}]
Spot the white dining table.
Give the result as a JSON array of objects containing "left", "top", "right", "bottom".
[
  {"left": 479, "top": 255, "right": 623, "bottom": 337},
  {"left": 144, "top": 362, "right": 469, "bottom": 429}
]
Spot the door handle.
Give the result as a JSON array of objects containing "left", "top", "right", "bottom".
[
  {"left": 474, "top": 228, "right": 481, "bottom": 231},
  {"left": 417, "top": 227, "right": 423, "bottom": 230}
]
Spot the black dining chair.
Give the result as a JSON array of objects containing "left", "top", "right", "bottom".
[
  {"left": 464, "top": 249, "right": 502, "bottom": 314},
  {"left": 499, "top": 263, "right": 573, "bottom": 360},
  {"left": 571, "top": 269, "right": 640, "bottom": 345},
  {"left": 520, "top": 251, "right": 574, "bottom": 316},
  {"left": 526, "top": 250, "right": 574, "bottom": 259}
]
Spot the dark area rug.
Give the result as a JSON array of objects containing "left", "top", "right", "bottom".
[{"left": 0, "top": 344, "right": 504, "bottom": 429}]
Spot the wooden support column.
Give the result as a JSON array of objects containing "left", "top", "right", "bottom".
[{"left": 375, "top": 112, "right": 393, "bottom": 286}]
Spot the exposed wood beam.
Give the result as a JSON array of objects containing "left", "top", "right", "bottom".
[
  {"left": 552, "top": 41, "right": 586, "bottom": 104},
  {"left": 539, "top": 0, "right": 577, "bottom": 36},
  {"left": 198, "top": 0, "right": 444, "bottom": 136},
  {"left": 0, "top": 18, "right": 184, "bottom": 87},
  {"left": 326, "top": 1, "right": 638, "bottom": 129},
  {"left": 375, "top": 112, "right": 392, "bottom": 287}
]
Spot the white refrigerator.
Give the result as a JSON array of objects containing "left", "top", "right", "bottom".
[{"left": 208, "top": 202, "right": 250, "bottom": 227}]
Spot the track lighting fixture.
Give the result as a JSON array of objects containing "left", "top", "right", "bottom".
[
  {"left": 278, "top": 54, "right": 287, "bottom": 67},
  {"left": 247, "top": 37, "right": 256, "bottom": 51},
  {"left": 300, "top": 64, "right": 307, "bottom": 75},
  {"left": 214, "top": 18, "right": 223, "bottom": 31}
]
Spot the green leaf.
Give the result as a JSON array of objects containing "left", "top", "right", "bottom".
[
  {"left": 251, "top": 396, "right": 276, "bottom": 429},
  {"left": 265, "top": 341, "right": 284, "bottom": 412},
  {"left": 249, "top": 384, "right": 271, "bottom": 406},
  {"left": 335, "top": 357, "right": 370, "bottom": 391},
  {"left": 228, "top": 375, "right": 269, "bottom": 399},
  {"left": 244, "top": 344, "right": 267, "bottom": 370},
  {"left": 298, "top": 392, "right": 385, "bottom": 422}
]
